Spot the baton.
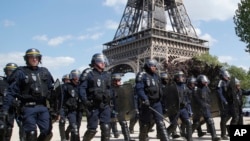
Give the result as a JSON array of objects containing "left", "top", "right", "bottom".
[{"left": 148, "top": 106, "right": 170, "bottom": 124}]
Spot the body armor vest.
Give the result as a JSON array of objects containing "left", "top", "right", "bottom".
[
  {"left": 20, "top": 67, "right": 49, "bottom": 100},
  {"left": 86, "top": 70, "right": 111, "bottom": 104},
  {"left": 64, "top": 83, "right": 79, "bottom": 110},
  {"left": 143, "top": 73, "right": 160, "bottom": 101}
]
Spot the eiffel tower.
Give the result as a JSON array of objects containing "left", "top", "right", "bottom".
[{"left": 103, "top": 0, "right": 209, "bottom": 74}]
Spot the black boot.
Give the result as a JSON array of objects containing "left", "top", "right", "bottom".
[
  {"left": 37, "top": 132, "right": 53, "bottom": 141},
  {"left": 65, "top": 125, "right": 71, "bottom": 140},
  {"left": 197, "top": 125, "right": 206, "bottom": 137},
  {"left": 129, "top": 117, "right": 138, "bottom": 134},
  {"left": 82, "top": 130, "right": 97, "bottom": 141},
  {"left": 120, "top": 121, "right": 135, "bottom": 141},
  {"left": 185, "top": 120, "right": 193, "bottom": 141},
  {"left": 26, "top": 131, "right": 37, "bottom": 141},
  {"left": 100, "top": 123, "right": 110, "bottom": 141},
  {"left": 111, "top": 121, "right": 120, "bottom": 138},
  {"left": 59, "top": 119, "right": 66, "bottom": 141},
  {"left": 139, "top": 123, "right": 149, "bottom": 141},
  {"left": 207, "top": 118, "right": 221, "bottom": 141},
  {"left": 156, "top": 121, "right": 170, "bottom": 141},
  {"left": 70, "top": 124, "right": 80, "bottom": 141},
  {"left": 167, "top": 124, "right": 177, "bottom": 135}
]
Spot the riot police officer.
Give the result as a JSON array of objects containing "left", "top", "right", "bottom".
[
  {"left": 217, "top": 69, "right": 231, "bottom": 140},
  {"left": 186, "top": 76, "right": 206, "bottom": 137},
  {"left": 192, "top": 75, "right": 220, "bottom": 141},
  {"left": 160, "top": 72, "right": 181, "bottom": 139},
  {"left": 61, "top": 70, "right": 82, "bottom": 141},
  {"left": 135, "top": 59, "right": 169, "bottom": 141},
  {"left": 0, "top": 63, "right": 18, "bottom": 141},
  {"left": 59, "top": 74, "right": 71, "bottom": 141},
  {"left": 2, "top": 48, "right": 55, "bottom": 141},
  {"left": 111, "top": 73, "right": 135, "bottom": 141},
  {"left": 79, "top": 53, "right": 112, "bottom": 141},
  {"left": 166, "top": 70, "right": 193, "bottom": 141}
]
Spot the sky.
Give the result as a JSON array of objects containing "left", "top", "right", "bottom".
[{"left": 0, "top": 0, "right": 249, "bottom": 82}]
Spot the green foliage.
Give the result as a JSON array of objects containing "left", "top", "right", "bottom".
[{"left": 233, "top": 0, "right": 250, "bottom": 53}]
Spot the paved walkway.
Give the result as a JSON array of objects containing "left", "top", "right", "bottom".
[{"left": 10, "top": 117, "right": 250, "bottom": 141}]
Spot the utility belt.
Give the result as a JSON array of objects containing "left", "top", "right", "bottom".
[{"left": 23, "top": 102, "right": 45, "bottom": 107}]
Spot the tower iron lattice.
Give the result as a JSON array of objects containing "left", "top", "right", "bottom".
[{"left": 103, "top": 0, "right": 209, "bottom": 74}]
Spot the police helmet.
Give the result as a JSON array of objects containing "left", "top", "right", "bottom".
[
  {"left": 4, "top": 63, "right": 18, "bottom": 76},
  {"left": 219, "top": 69, "right": 230, "bottom": 80},
  {"left": 69, "top": 69, "right": 81, "bottom": 80},
  {"left": 90, "top": 53, "right": 109, "bottom": 66},
  {"left": 112, "top": 73, "right": 122, "bottom": 81},
  {"left": 62, "top": 74, "right": 70, "bottom": 82},
  {"left": 160, "top": 72, "right": 169, "bottom": 80},
  {"left": 197, "top": 75, "right": 210, "bottom": 84},
  {"left": 235, "top": 78, "right": 240, "bottom": 86},
  {"left": 24, "top": 48, "right": 42, "bottom": 62},
  {"left": 144, "top": 59, "right": 157, "bottom": 69},
  {"left": 173, "top": 70, "right": 185, "bottom": 82},
  {"left": 187, "top": 76, "right": 197, "bottom": 85}
]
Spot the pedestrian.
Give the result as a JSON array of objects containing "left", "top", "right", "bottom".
[
  {"left": 135, "top": 59, "right": 169, "bottom": 141},
  {"left": 2, "top": 48, "right": 56, "bottom": 141},
  {"left": 79, "top": 53, "right": 112, "bottom": 141}
]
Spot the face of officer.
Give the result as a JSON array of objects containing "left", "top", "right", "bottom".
[
  {"left": 94, "top": 61, "right": 106, "bottom": 72},
  {"left": 27, "top": 56, "right": 40, "bottom": 67}
]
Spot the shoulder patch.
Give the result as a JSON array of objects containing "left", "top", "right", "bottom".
[
  {"left": 80, "top": 68, "right": 92, "bottom": 81},
  {"left": 136, "top": 72, "right": 146, "bottom": 82}
]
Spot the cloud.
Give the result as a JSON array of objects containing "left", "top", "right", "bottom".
[
  {"left": 103, "top": 0, "right": 126, "bottom": 7},
  {"left": 184, "top": 0, "right": 238, "bottom": 21},
  {"left": 48, "top": 35, "right": 73, "bottom": 46},
  {"left": 43, "top": 56, "right": 75, "bottom": 70},
  {"left": 103, "top": 0, "right": 127, "bottom": 12},
  {"left": 105, "top": 20, "right": 119, "bottom": 30},
  {"left": 2, "top": 19, "right": 15, "bottom": 27},
  {"left": 32, "top": 35, "right": 48, "bottom": 41},
  {"left": 218, "top": 55, "right": 234, "bottom": 63}
]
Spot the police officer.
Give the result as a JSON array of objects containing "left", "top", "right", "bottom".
[
  {"left": 167, "top": 70, "right": 193, "bottom": 141},
  {"left": 2, "top": 48, "right": 55, "bottom": 141},
  {"left": 192, "top": 75, "right": 220, "bottom": 141},
  {"left": 61, "top": 70, "right": 82, "bottom": 141},
  {"left": 186, "top": 76, "right": 206, "bottom": 138},
  {"left": 111, "top": 73, "right": 136, "bottom": 141},
  {"left": 79, "top": 53, "right": 112, "bottom": 141},
  {"left": 160, "top": 72, "right": 181, "bottom": 139},
  {"left": 233, "top": 78, "right": 250, "bottom": 125},
  {"left": 58, "top": 74, "right": 71, "bottom": 141},
  {"left": 0, "top": 63, "right": 18, "bottom": 141},
  {"left": 135, "top": 59, "right": 169, "bottom": 141},
  {"left": 217, "top": 69, "right": 231, "bottom": 140}
]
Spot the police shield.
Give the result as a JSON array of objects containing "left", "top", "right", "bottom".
[
  {"left": 114, "top": 83, "right": 136, "bottom": 121},
  {"left": 162, "top": 83, "right": 179, "bottom": 117},
  {"left": 209, "top": 89, "right": 221, "bottom": 117}
]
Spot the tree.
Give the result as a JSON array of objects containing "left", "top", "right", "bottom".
[{"left": 233, "top": 0, "right": 250, "bottom": 53}]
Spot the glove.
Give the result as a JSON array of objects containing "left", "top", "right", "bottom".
[
  {"left": 223, "top": 101, "right": 228, "bottom": 105},
  {"left": 142, "top": 100, "right": 150, "bottom": 107}
]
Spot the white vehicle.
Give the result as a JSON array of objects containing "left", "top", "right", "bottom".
[{"left": 242, "top": 107, "right": 250, "bottom": 116}]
